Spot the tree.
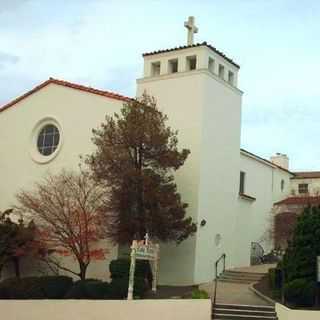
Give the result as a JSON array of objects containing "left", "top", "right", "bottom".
[
  {"left": 282, "top": 205, "right": 320, "bottom": 282},
  {"left": 274, "top": 211, "right": 297, "bottom": 249},
  {"left": 16, "top": 169, "right": 108, "bottom": 280},
  {"left": 0, "top": 209, "right": 38, "bottom": 278},
  {"left": 86, "top": 93, "right": 197, "bottom": 245}
]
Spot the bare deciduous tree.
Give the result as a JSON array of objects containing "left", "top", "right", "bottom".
[{"left": 16, "top": 169, "right": 108, "bottom": 280}]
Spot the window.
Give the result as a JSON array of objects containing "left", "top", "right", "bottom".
[
  {"left": 151, "top": 61, "right": 161, "bottom": 76},
  {"left": 168, "top": 59, "right": 178, "bottom": 73},
  {"left": 218, "top": 64, "right": 225, "bottom": 79},
  {"left": 281, "top": 179, "right": 285, "bottom": 192},
  {"left": 228, "top": 71, "right": 234, "bottom": 85},
  {"left": 37, "top": 124, "right": 60, "bottom": 156},
  {"left": 239, "top": 171, "right": 246, "bottom": 194},
  {"left": 298, "top": 183, "right": 308, "bottom": 194},
  {"left": 186, "top": 56, "right": 197, "bottom": 71},
  {"left": 208, "top": 57, "right": 215, "bottom": 73}
]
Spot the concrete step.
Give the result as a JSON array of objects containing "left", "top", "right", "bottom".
[
  {"left": 218, "top": 277, "right": 257, "bottom": 284},
  {"left": 212, "top": 303, "right": 277, "bottom": 320},
  {"left": 213, "top": 314, "right": 277, "bottom": 320},
  {"left": 218, "top": 270, "right": 266, "bottom": 283},
  {"left": 213, "top": 303, "right": 275, "bottom": 311},
  {"left": 214, "top": 308, "right": 276, "bottom": 317},
  {"left": 223, "top": 271, "right": 266, "bottom": 279}
]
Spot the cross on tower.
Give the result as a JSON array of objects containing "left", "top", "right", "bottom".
[{"left": 184, "top": 16, "right": 198, "bottom": 46}]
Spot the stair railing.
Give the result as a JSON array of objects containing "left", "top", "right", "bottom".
[{"left": 212, "top": 253, "right": 226, "bottom": 309}]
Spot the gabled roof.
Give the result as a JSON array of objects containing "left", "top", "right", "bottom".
[
  {"left": 291, "top": 171, "right": 320, "bottom": 179},
  {"left": 274, "top": 196, "right": 320, "bottom": 206},
  {"left": 240, "top": 148, "right": 295, "bottom": 175},
  {"left": 0, "top": 78, "right": 131, "bottom": 113},
  {"left": 142, "top": 41, "right": 240, "bottom": 69}
]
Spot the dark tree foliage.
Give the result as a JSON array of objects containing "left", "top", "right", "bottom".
[
  {"left": 87, "top": 93, "right": 197, "bottom": 244},
  {"left": 0, "top": 209, "right": 38, "bottom": 278},
  {"left": 282, "top": 205, "right": 320, "bottom": 282}
]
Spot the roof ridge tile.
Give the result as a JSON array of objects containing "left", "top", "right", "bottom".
[{"left": 0, "top": 78, "right": 131, "bottom": 113}]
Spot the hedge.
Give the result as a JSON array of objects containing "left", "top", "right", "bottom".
[
  {"left": 284, "top": 278, "right": 316, "bottom": 307},
  {"left": 0, "top": 276, "right": 73, "bottom": 299},
  {"left": 65, "top": 279, "right": 110, "bottom": 299}
]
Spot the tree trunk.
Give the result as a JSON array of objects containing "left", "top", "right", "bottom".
[
  {"left": 12, "top": 257, "right": 21, "bottom": 278},
  {"left": 79, "top": 262, "right": 87, "bottom": 280}
]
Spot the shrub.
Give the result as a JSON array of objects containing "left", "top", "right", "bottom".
[
  {"left": 269, "top": 268, "right": 282, "bottom": 290},
  {"left": 109, "top": 259, "right": 152, "bottom": 285},
  {"left": 282, "top": 206, "right": 320, "bottom": 282},
  {"left": 191, "top": 289, "right": 209, "bottom": 299},
  {"left": 108, "top": 276, "right": 146, "bottom": 299},
  {"left": 284, "top": 278, "right": 316, "bottom": 307},
  {"left": 0, "top": 276, "right": 73, "bottom": 299},
  {"left": 65, "top": 279, "right": 110, "bottom": 299},
  {"left": 108, "top": 258, "right": 152, "bottom": 298}
]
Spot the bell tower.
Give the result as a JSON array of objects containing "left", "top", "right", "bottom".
[{"left": 136, "top": 17, "right": 243, "bottom": 285}]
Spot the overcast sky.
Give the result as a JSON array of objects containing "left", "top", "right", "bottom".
[{"left": 1, "top": 0, "right": 320, "bottom": 171}]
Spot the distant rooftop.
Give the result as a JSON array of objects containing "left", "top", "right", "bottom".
[
  {"left": 275, "top": 196, "right": 320, "bottom": 206},
  {"left": 292, "top": 171, "right": 320, "bottom": 179},
  {"left": 142, "top": 41, "right": 240, "bottom": 69}
]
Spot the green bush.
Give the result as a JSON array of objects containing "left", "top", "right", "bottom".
[
  {"left": 191, "top": 289, "right": 209, "bottom": 299},
  {"left": 0, "top": 276, "right": 73, "bottom": 299},
  {"left": 284, "top": 278, "right": 316, "bottom": 307},
  {"left": 108, "top": 258, "right": 152, "bottom": 298},
  {"left": 282, "top": 206, "right": 320, "bottom": 282},
  {"left": 65, "top": 279, "right": 110, "bottom": 299},
  {"left": 108, "top": 276, "right": 146, "bottom": 299},
  {"left": 109, "top": 259, "right": 152, "bottom": 285},
  {"left": 269, "top": 268, "right": 282, "bottom": 290}
]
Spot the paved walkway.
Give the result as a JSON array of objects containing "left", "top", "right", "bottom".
[
  {"left": 200, "top": 264, "right": 276, "bottom": 306},
  {"left": 230, "top": 263, "right": 276, "bottom": 274}
]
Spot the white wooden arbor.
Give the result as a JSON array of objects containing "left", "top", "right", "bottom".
[{"left": 127, "top": 234, "right": 160, "bottom": 300}]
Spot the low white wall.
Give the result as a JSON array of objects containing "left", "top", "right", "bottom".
[
  {"left": 276, "top": 303, "right": 320, "bottom": 320},
  {"left": 0, "top": 299, "right": 211, "bottom": 320}
]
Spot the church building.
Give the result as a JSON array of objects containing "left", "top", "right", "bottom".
[{"left": 0, "top": 17, "right": 316, "bottom": 285}]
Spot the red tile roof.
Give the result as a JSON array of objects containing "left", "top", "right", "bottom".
[
  {"left": 274, "top": 196, "right": 320, "bottom": 206},
  {"left": 142, "top": 41, "right": 240, "bottom": 69},
  {"left": 292, "top": 171, "right": 320, "bottom": 179},
  {"left": 0, "top": 78, "right": 131, "bottom": 113}
]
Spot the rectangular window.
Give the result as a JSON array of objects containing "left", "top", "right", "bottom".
[
  {"left": 239, "top": 171, "right": 246, "bottom": 194},
  {"left": 228, "top": 71, "right": 234, "bottom": 85},
  {"left": 151, "top": 61, "right": 161, "bottom": 76},
  {"left": 208, "top": 57, "right": 215, "bottom": 73},
  {"left": 298, "top": 183, "right": 308, "bottom": 194},
  {"left": 168, "top": 59, "right": 178, "bottom": 73},
  {"left": 219, "top": 64, "right": 225, "bottom": 79},
  {"left": 186, "top": 56, "right": 197, "bottom": 71}
]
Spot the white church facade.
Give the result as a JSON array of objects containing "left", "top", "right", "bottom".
[{"left": 0, "top": 18, "right": 317, "bottom": 285}]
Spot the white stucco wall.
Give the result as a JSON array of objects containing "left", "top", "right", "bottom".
[
  {"left": 0, "top": 83, "right": 121, "bottom": 280},
  {"left": 290, "top": 177, "right": 320, "bottom": 195},
  {"left": 236, "top": 152, "right": 292, "bottom": 258},
  {"left": 0, "top": 299, "right": 211, "bottom": 320},
  {"left": 276, "top": 303, "right": 320, "bottom": 320},
  {"left": 194, "top": 70, "right": 242, "bottom": 283}
]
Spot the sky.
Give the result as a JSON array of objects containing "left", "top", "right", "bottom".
[{"left": 1, "top": 0, "right": 320, "bottom": 171}]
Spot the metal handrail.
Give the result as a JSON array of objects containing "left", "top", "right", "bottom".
[{"left": 212, "top": 253, "right": 226, "bottom": 314}]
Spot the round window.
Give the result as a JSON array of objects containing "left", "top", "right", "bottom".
[{"left": 37, "top": 124, "right": 60, "bottom": 156}]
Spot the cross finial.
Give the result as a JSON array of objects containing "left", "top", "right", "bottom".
[{"left": 184, "top": 16, "right": 198, "bottom": 46}]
